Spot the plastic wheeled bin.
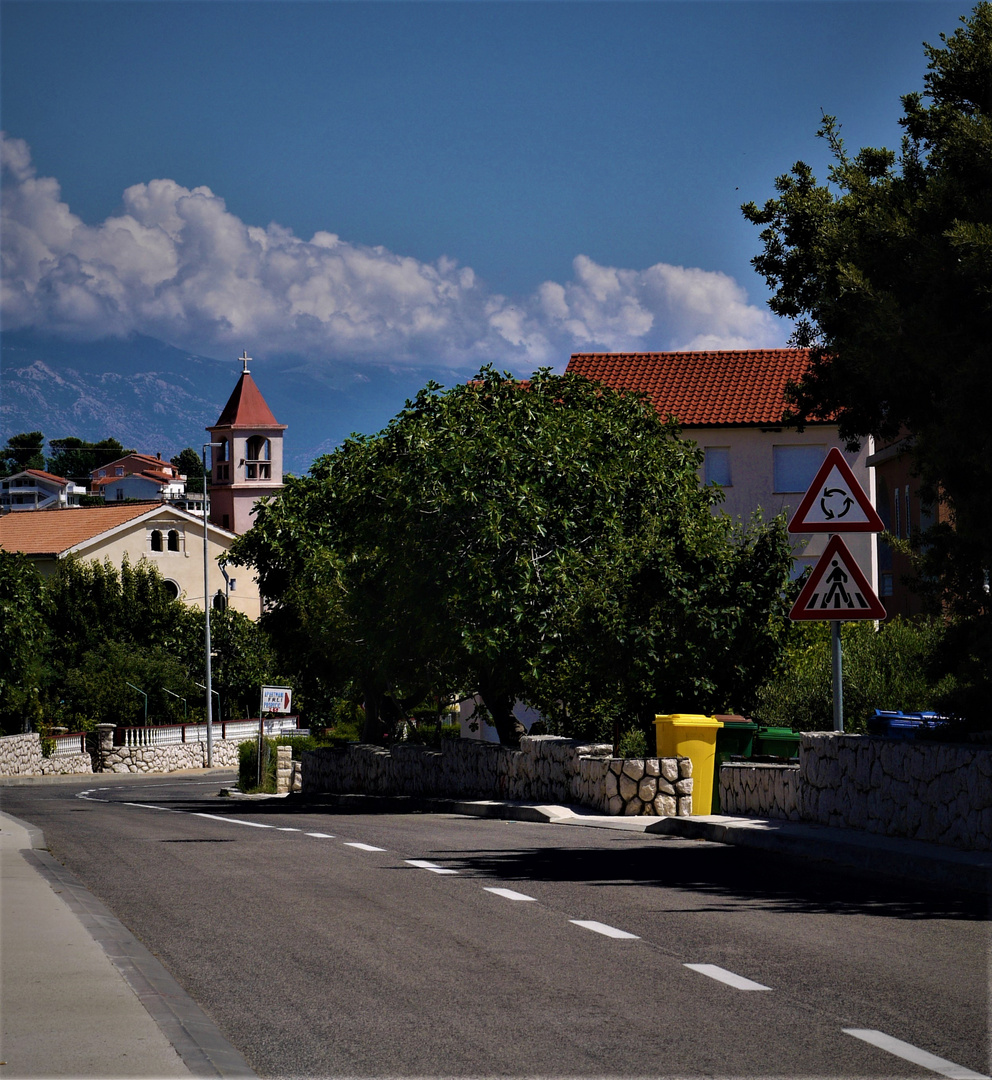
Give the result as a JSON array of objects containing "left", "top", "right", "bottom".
[
  {"left": 654, "top": 713, "right": 724, "bottom": 816},
  {"left": 753, "top": 726, "right": 800, "bottom": 760},
  {"left": 711, "top": 714, "right": 758, "bottom": 814},
  {"left": 867, "top": 710, "right": 922, "bottom": 739}
]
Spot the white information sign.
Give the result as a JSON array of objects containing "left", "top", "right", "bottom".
[{"left": 261, "top": 685, "right": 293, "bottom": 714}]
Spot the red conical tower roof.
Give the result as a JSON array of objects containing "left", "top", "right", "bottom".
[{"left": 210, "top": 353, "right": 287, "bottom": 431}]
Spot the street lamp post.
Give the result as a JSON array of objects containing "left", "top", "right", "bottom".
[{"left": 203, "top": 442, "right": 222, "bottom": 766}]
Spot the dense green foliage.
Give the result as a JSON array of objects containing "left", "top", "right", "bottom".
[
  {"left": 0, "top": 551, "right": 277, "bottom": 735},
  {"left": 752, "top": 618, "right": 961, "bottom": 733},
  {"left": 231, "top": 367, "right": 795, "bottom": 745},
  {"left": 742, "top": 5, "right": 992, "bottom": 620},
  {"left": 47, "top": 437, "right": 132, "bottom": 483},
  {"left": 0, "top": 431, "right": 45, "bottom": 476},
  {"left": 171, "top": 447, "right": 205, "bottom": 494}
]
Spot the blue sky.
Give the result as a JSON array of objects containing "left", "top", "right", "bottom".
[{"left": 0, "top": 1, "right": 966, "bottom": 375}]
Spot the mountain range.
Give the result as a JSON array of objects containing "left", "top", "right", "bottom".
[{"left": 0, "top": 331, "right": 480, "bottom": 475}]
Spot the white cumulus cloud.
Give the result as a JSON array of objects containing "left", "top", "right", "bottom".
[{"left": 1, "top": 133, "right": 784, "bottom": 369}]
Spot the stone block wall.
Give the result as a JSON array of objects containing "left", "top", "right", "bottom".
[
  {"left": 302, "top": 735, "right": 694, "bottom": 816},
  {"left": 0, "top": 733, "right": 93, "bottom": 777},
  {"left": 719, "top": 762, "right": 800, "bottom": 821},
  {"left": 97, "top": 738, "right": 241, "bottom": 773},
  {"left": 798, "top": 733, "right": 991, "bottom": 851}
]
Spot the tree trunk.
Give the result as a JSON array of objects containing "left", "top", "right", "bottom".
[
  {"left": 361, "top": 685, "right": 389, "bottom": 744},
  {"left": 477, "top": 674, "right": 526, "bottom": 747}
]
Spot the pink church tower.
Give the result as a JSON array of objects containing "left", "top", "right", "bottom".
[{"left": 207, "top": 351, "right": 287, "bottom": 534}]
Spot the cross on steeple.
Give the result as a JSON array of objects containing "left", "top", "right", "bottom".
[{"left": 239, "top": 350, "right": 251, "bottom": 374}]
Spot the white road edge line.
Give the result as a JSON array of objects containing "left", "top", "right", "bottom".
[
  {"left": 484, "top": 887, "right": 537, "bottom": 902},
  {"left": 123, "top": 802, "right": 183, "bottom": 813},
  {"left": 843, "top": 1028, "right": 990, "bottom": 1080},
  {"left": 683, "top": 964, "right": 771, "bottom": 991},
  {"left": 194, "top": 813, "right": 274, "bottom": 829},
  {"left": 405, "top": 860, "right": 458, "bottom": 875},
  {"left": 569, "top": 920, "right": 639, "bottom": 939},
  {"left": 344, "top": 842, "right": 387, "bottom": 852}
]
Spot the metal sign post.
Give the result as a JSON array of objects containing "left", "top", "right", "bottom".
[
  {"left": 257, "top": 685, "right": 293, "bottom": 788},
  {"left": 789, "top": 452, "right": 884, "bottom": 732}
]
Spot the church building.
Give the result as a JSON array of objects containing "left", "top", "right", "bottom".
[{"left": 207, "top": 351, "right": 286, "bottom": 535}]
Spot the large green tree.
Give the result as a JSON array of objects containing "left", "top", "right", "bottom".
[
  {"left": 0, "top": 552, "right": 51, "bottom": 734},
  {"left": 47, "top": 437, "right": 131, "bottom": 483},
  {"left": 171, "top": 447, "right": 205, "bottom": 494},
  {"left": 231, "top": 368, "right": 794, "bottom": 745},
  {"left": 0, "top": 432, "right": 46, "bottom": 477},
  {"left": 742, "top": 4, "right": 992, "bottom": 616}
]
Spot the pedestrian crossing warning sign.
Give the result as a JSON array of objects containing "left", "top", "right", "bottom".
[
  {"left": 790, "top": 535, "right": 886, "bottom": 621},
  {"left": 788, "top": 447, "right": 884, "bottom": 533}
]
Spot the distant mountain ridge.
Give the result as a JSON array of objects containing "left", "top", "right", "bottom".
[{"left": 1, "top": 332, "right": 477, "bottom": 475}]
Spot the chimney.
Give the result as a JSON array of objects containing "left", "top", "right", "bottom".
[{"left": 157, "top": 452, "right": 162, "bottom": 460}]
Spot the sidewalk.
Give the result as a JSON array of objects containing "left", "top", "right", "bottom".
[
  {"left": 281, "top": 789, "right": 992, "bottom": 896},
  {"left": 448, "top": 798, "right": 992, "bottom": 895},
  {"left": 0, "top": 811, "right": 256, "bottom": 1079}
]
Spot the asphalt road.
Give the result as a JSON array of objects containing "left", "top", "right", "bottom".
[{"left": 3, "top": 772, "right": 989, "bottom": 1079}]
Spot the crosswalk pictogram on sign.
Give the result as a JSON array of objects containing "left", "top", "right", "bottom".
[
  {"left": 790, "top": 535, "right": 887, "bottom": 621},
  {"left": 788, "top": 447, "right": 884, "bottom": 533}
]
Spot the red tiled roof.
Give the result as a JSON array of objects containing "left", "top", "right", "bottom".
[
  {"left": 211, "top": 372, "right": 286, "bottom": 431},
  {"left": 21, "top": 469, "right": 69, "bottom": 485},
  {"left": 0, "top": 503, "right": 163, "bottom": 556},
  {"left": 566, "top": 350, "right": 820, "bottom": 427}
]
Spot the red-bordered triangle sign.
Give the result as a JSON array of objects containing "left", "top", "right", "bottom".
[
  {"left": 790, "top": 535, "right": 887, "bottom": 621},
  {"left": 788, "top": 447, "right": 884, "bottom": 533}
]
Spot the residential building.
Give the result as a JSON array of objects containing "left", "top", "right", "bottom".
[
  {"left": 566, "top": 350, "right": 877, "bottom": 587},
  {"left": 90, "top": 453, "right": 186, "bottom": 503},
  {"left": 207, "top": 352, "right": 286, "bottom": 534},
  {"left": 866, "top": 433, "right": 946, "bottom": 617},
  {"left": 0, "top": 502, "right": 262, "bottom": 619},
  {"left": 0, "top": 469, "right": 85, "bottom": 511}
]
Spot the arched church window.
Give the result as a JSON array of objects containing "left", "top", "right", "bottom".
[
  {"left": 167, "top": 529, "right": 180, "bottom": 552},
  {"left": 150, "top": 529, "right": 163, "bottom": 552}
]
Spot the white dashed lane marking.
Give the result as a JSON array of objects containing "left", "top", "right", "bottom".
[
  {"left": 843, "top": 1029, "right": 989, "bottom": 1079},
  {"left": 569, "top": 920, "right": 639, "bottom": 939},
  {"left": 344, "top": 842, "right": 387, "bottom": 852},
  {"left": 195, "top": 813, "right": 274, "bottom": 829},
  {"left": 305, "top": 832, "right": 335, "bottom": 838},
  {"left": 484, "top": 887, "right": 537, "bottom": 902},
  {"left": 405, "top": 860, "right": 458, "bottom": 875},
  {"left": 684, "top": 964, "right": 771, "bottom": 991}
]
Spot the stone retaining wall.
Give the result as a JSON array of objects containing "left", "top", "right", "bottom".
[
  {"left": 798, "top": 733, "right": 991, "bottom": 851},
  {"left": 97, "top": 738, "right": 241, "bottom": 773},
  {"left": 718, "top": 733, "right": 991, "bottom": 851},
  {"left": 719, "top": 762, "right": 800, "bottom": 821},
  {"left": 303, "top": 735, "right": 694, "bottom": 816},
  {"left": 0, "top": 733, "right": 93, "bottom": 777}
]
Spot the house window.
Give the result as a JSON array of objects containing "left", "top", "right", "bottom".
[
  {"left": 222, "top": 514, "right": 230, "bottom": 530},
  {"left": 703, "top": 447, "right": 732, "bottom": 487},
  {"left": 217, "top": 438, "right": 228, "bottom": 462},
  {"left": 115, "top": 467, "right": 124, "bottom": 476},
  {"left": 905, "top": 485, "right": 911, "bottom": 536},
  {"left": 212, "top": 591, "right": 227, "bottom": 611},
  {"left": 881, "top": 573, "right": 894, "bottom": 597},
  {"left": 894, "top": 489, "right": 901, "bottom": 539},
  {"left": 150, "top": 529, "right": 163, "bottom": 552},
  {"left": 773, "top": 445, "right": 827, "bottom": 493},
  {"left": 167, "top": 529, "right": 181, "bottom": 552}
]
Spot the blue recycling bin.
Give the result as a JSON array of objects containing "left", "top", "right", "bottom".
[{"left": 868, "top": 710, "right": 950, "bottom": 739}]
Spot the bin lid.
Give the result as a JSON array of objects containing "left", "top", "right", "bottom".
[
  {"left": 654, "top": 713, "right": 724, "bottom": 728},
  {"left": 716, "top": 714, "right": 757, "bottom": 729},
  {"left": 757, "top": 726, "right": 798, "bottom": 736}
]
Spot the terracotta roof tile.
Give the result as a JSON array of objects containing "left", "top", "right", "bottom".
[
  {"left": 566, "top": 350, "right": 819, "bottom": 427},
  {"left": 211, "top": 373, "right": 286, "bottom": 431},
  {"left": 20, "top": 469, "right": 70, "bottom": 485},
  {"left": 0, "top": 503, "right": 162, "bottom": 556}
]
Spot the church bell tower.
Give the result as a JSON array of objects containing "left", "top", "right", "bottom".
[{"left": 207, "top": 351, "right": 287, "bottom": 534}]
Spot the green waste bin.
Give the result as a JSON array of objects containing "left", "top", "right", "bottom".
[
  {"left": 654, "top": 713, "right": 724, "bottom": 816},
  {"left": 754, "top": 726, "right": 800, "bottom": 760},
  {"left": 712, "top": 714, "right": 758, "bottom": 814}
]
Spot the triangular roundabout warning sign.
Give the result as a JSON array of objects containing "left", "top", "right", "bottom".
[
  {"left": 790, "top": 535, "right": 887, "bottom": 621},
  {"left": 788, "top": 447, "right": 884, "bottom": 533}
]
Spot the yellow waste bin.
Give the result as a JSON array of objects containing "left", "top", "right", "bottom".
[{"left": 654, "top": 713, "right": 724, "bottom": 816}]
